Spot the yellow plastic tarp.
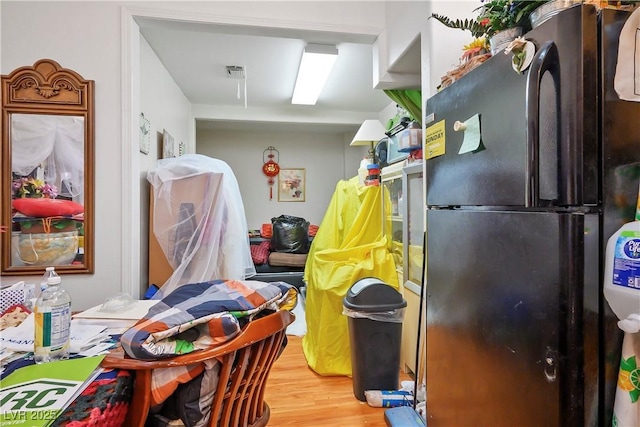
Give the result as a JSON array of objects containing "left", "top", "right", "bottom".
[{"left": 302, "top": 176, "right": 399, "bottom": 376}]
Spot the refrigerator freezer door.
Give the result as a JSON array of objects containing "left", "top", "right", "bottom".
[
  {"left": 426, "top": 209, "right": 590, "bottom": 426},
  {"left": 425, "top": 4, "right": 597, "bottom": 208},
  {"left": 425, "top": 49, "right": 531, "bottom": 207}
]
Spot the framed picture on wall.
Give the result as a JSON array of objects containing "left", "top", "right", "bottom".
[
  {"left": 162, "top": 129, "right": 176, "bottom": 159},
  {"left": 278, "top": 168, "right": 305, "bottom": 202}
]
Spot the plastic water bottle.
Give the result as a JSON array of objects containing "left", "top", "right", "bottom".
[
  {"left": 34, "top": 275, "right": 71, "bottom": 363},
  {"left": 606, "top": 184, "right": 640, "bottom": 427},
  {"left": 37, "top": 266, "right": 59, "bottom": 299},
  {"left": 604, "top": 184, "right": 640, "bottom": 321}
]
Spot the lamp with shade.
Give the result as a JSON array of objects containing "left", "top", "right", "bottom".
[{"left": 350, "top": 119, "right": 387, "bottom": 165}]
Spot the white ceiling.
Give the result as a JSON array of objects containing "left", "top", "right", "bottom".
[{"left": 136, "top": 17, "right": 393, "bottom": 135}]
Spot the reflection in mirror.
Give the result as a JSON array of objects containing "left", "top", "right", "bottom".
[
  {"left": 2, "top": 59, "right": 94, "bottom": 275},
  {"left": 11, "top": 114, "right": 85, "bottom": 267}
]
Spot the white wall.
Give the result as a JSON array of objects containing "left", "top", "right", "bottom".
[
  {"left": 139, "top": 36, "right": 191, "bottom": 165},
  {"left": 1, "top": 1, "right": 123, "bottom": 309},
  {"left": 423, "top": 1, "right": 479, "bottom": 97},
  {"left": 138, "top": 35, "right": 192, "bottom": 292},
  {"left": 197, "top": 129, "right": 356, "bottom": 229}
]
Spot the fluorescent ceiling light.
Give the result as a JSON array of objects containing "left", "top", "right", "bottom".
[{"left": 291, "top": 44, "right": 338, "bottom": 105}]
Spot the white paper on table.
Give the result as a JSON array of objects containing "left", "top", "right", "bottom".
[
  {"left": 73, "top": 299, "right": 159, "bottom": 321},
  {"left": 78, "top": 342, "right": 116, "bottom": 357},
  {"left": 0, "top": 313, "right": 108, "bottom": 353},
  {"left": 614, "top": 7, "right": 640, "bottom": 102}
]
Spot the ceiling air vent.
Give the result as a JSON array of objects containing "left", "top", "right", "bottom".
[{"left": 226, "top": 65, "right": 245, "bottom": 79}]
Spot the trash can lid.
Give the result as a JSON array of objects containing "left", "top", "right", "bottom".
[{"left": 343, "top": 277, "right": 407, "bottom": 312}]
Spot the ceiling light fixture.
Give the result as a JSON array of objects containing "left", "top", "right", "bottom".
[{"left": 291, "top": 44, "right": 338, "bottom": 105}]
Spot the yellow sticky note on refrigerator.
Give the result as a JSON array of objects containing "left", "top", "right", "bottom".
[{"left": 425, "top": 120, "right": 446, "bottom": 159}]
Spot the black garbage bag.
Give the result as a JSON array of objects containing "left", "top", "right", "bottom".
[{"left": 271, "top": 215, "right": 310, "bottom": 254}]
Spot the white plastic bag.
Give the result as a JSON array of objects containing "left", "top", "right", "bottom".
[{"left": 614, "top": 7, "right": 640, "bottom": 102}]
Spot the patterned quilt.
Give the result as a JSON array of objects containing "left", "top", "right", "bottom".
[{"left": 119, "top": 279, "right": 296, "bottom": 427}]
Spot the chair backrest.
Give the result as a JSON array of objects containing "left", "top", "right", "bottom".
[{"left": 102, "top": 309, "right": 295, "bottom": 427}]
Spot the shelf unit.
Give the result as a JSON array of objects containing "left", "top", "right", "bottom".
[
  {"left": 381, "top": 162, "right": 405, "bottom": 284},
  {"left": 381, "top": 161, "right": 424, "bottom": 375},
  {"left": 401, "top": 162, "right": 424, "bottom": 375},
  {"left": 402, "top": 162, "right": 424, "bottom": 293}
]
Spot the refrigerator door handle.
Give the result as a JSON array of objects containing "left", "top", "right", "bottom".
[{"left": 525, "top": 41, "right": 561, "bottom": 208}]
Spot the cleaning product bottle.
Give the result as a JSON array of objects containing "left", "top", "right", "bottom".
[
  {"left": 34, "top": 274, "right": 71, "bottom": 363},
  {"left": 603, "top": 184, "right": 640, "bottom": 321},
  {"left": 611, "top": 314, "right": 640, "bottom": 427}
]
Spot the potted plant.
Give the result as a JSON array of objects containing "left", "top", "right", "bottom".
[
  {"left": 12, "top": 177, "right": 58, "bottom": 199},
  {"left": 430, "top": 1, "right": 549, "bottom": 53},
  {"left": 428, "top": 13, "right": 487, "bottom": 39},
  {"left": 477, "top": 0, "right": 547, "bottom": 53},
  {"left": 477, "top": 0, "right": 544, "bottom": 37}
]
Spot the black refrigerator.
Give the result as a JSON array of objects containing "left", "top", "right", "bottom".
[{"left": 424, "top": 4, "right": 640, "bottom": 427}]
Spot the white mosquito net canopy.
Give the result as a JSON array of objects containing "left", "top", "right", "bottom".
[
  {"left": 11, "top": 114, "right": 85, "bottom": 200},
  {"left": 147, "top": 154, "right": 256, "bottom": 297}
]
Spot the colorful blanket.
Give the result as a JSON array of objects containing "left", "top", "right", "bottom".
[{"left": 119, "top": 279, "right": 296, "bottom": 426}]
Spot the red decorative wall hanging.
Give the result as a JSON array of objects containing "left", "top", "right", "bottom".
[{"left": 262, "top": 146, "right": 280, "bottom": 200}]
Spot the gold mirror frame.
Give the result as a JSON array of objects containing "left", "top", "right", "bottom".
[{"left": 1, "top": 59, "right": 94, "bottom": 275}]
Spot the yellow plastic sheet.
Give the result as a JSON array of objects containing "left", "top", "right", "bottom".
[{"left": 302, "top": 177, "right": 399, "bottom": 376}]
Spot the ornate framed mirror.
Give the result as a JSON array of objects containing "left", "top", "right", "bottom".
[{"left": 1, "top": 59, "right": 94, "bottom": 275}]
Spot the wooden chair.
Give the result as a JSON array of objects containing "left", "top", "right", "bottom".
[{"left": 102, "top": 309, "right": 295, "bottom": 427}]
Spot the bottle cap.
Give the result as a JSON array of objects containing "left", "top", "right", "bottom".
[
  {"left": 45, "top": 266, "right": 55, "bottom": 272},
  {"left": 47, "top": 276, "right": 61, "bottom": 285}
]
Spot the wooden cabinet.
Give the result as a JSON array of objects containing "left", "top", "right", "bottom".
[{"left": 371, "top": 2, "right": 424, "bottom": 90}]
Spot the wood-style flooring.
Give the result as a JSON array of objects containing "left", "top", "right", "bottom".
[{"left": 264, "top": 335, "right": 411, "bottom": 427}]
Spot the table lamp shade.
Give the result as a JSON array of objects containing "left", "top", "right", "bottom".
[
  {"left": 351, "top": 119, "right": 386, "bottom": 165},
  {"left": 350, "top": 119, "right": 386, "bottom": 147}
]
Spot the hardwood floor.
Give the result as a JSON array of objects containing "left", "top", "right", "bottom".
[{"left": 264, "top": 335, "right": 411, "bottom": 427}]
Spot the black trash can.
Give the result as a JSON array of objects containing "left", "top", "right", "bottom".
[{"left": 343, "top": 277, "right": 407, "bottom": 401}]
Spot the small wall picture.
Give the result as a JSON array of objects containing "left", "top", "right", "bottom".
[
  {"left": 139, "top": 113, "right": 151, "bottom": 155},
  {"left": 162, "top": 129, "right": 176, "bottom": 159},
  {"left": 278, "top": 168, "right": 305, "bottom": 202}
]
